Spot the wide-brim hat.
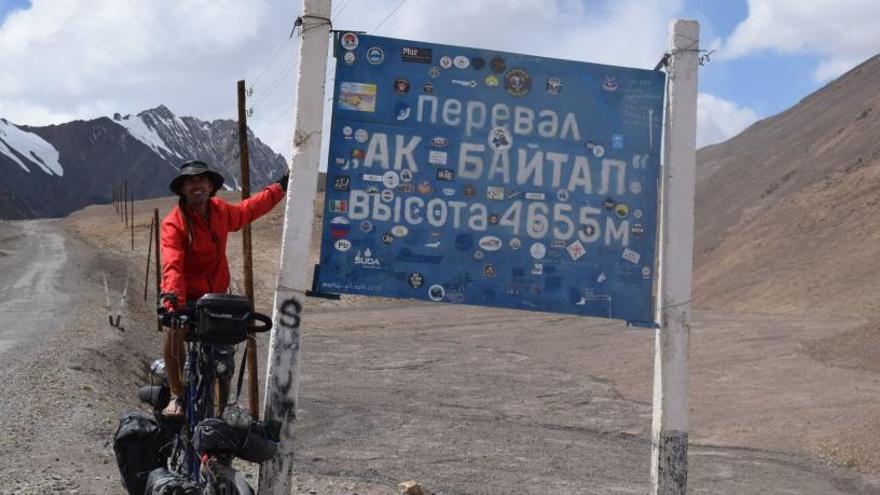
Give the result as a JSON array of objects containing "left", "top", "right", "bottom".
[{"left": 169, "top": 160, "right": 225, "bottom": 195}]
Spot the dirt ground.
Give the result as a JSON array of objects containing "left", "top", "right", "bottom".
[{"left": 2, "top": 193, "right": 880, "bottom": 493}]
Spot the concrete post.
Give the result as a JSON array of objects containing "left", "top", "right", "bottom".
[
  {"left": 650, "top": 19, "right": 699, "bottom": 495},
  {"left": 258, "top": 1, "right": 331, "bottom": 493}
]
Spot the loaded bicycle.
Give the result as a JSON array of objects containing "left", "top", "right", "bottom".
[{"left": 114, "top": 292, "right": 279, "bottom": 495}]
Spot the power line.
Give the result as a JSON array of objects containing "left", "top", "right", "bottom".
[
  {"left": 332, "top": 0, "right": 355, "bottom": 21},
  {"left": 370, "top": 0, "right": 408, "bottom": 34},
  {"left": 250, "top": 37, "right": 302, "bottom": 111}
]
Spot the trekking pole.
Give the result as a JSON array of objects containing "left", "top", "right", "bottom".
[
  {"left": 154, "top": 208, "right": 162, "bottom": 333},
  {"left": 144, "top": 216, "right": 154, "bottom": 301}
]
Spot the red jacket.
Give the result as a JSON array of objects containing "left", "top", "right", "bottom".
[{"left": 160, "top": 184, "right": 284, "bottom": 309}]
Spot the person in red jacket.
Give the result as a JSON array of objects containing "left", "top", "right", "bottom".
[{"left": 160, "top": 160, "right": 287, "bottom": 417}]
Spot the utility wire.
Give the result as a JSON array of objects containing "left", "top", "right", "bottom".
[
  {"left": 250, "top": 37, "right": 302, "bottom": 111},
  {"left": 332, "top": 0, "right": 355, "bottom": 21},
  {"left": 370, "top": 0, "right": 408, "bottom": 33}
]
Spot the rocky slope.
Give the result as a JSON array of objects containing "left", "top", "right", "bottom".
[{"left": 0, "top": 106, "right": 287, "bottom": 220}]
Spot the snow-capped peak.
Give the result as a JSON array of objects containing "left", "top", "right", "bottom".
[
  {"left": 112, "top": 110, "right": 182, "bottom": 159},
  {"left": 0, "top": 118, "right": 64, "bottom": 176}
]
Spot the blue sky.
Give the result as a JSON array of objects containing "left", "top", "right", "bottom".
[{"left": 1, "top": 0, "right": 879, "bottom": 159}]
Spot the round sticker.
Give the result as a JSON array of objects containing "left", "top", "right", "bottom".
[
  {"left": 471, "top": 57, "right": 486, "bottom": 70},
  {"left": 530, "top": 242, "right": 546, "bottom": 260},
  {"left": 360, "top": 220, "right": 373, "bottom": 233},
  {"left": 366, "top": 47, "right": 384, "bottom": 65},
  {"left": 428, "top": 284, "right": 445, "bottom": 301},
  {"left": 592, "top": 144, "right": 605, "bottom": 158},
  {"left": 479, "top": 235, "right": 502, "bottom": 252},
  {"left": 381, "top": 189, "right": 394, "bottom": 202},
  {"left": 488, "top": 127, "right": 513, "bottom": 152},
  {"left": 505, "top": 68, "right": 531, "bottom": 97},
  {"left": 334, "top": 239, "right": 351, "bottom": 252},
  {"left": 453, "top": 55, "right": 470, "bottom": 69},
  {"left": 490, "top": 56, "right": 506, "bottom": 73},
  {"left": 383, "top": 171, "right": 400, "bottom": 189},
  {"left": 634, "top": 209, "right": 643, "bottom": 219},
  {"left": 355, "top": 129, "right": 368, "bottom": 143},
  {"left": 510, "top": 238, "right": 522, "bottom": 249},
  {"left": 340, "top": 32, "right": 359, "bottom": 51},
  {"left": 394, "top": 78, "right": 410, "bottom": 95},
  {"left": 630, "top": 182, "right": 642, "bottom": 194},
  {"left": 429, "top": 66, "right": 441, "bottom": 78},
  {"left": 417, "top": 180, "right": 433, "bottom": 195},
  {"left": 400, "top": 169, "right": 413, "bottom": 182},
  {"left": 556, "top": 189, "right": 570, "bottom": 202},
  {"left": 484, "top": 75, "right": 499, "bottom": 87},
  {"left": 392, "top": 225, "right": 409, "bottom": 237},
  {"left": 615, "top": 203, "right": 629, "bottom": 218},
  {"left": 642, "top": 266, "right": 652, "bottom": 277},
  {"left": 343, "top": 51, "right": 356, "bottom": 65},
  {"left": 342, "top": 126, "right": 353, "bottom": 137},
  {"left": 473, "top": 250, "right": 485, "bottom": 261},
  {"left": 439, "top": 56, "right": 453, "bottom": 69}
]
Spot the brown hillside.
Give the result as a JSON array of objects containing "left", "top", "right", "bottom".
[{"left": 694, "top": 54, "right": 880, "bottom": 319}]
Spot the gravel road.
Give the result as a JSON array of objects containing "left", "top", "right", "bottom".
[{"left": 2, "top": 218, "right": 880, "bottom": 494}]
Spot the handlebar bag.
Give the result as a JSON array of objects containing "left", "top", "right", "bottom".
[{"left": 193, "top": 293, "right": 252, "bottom": 345}]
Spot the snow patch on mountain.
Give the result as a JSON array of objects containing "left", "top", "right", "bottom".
[
  {"left": 0, "top": 119, "right": 64, "bottom": 176},
  {"left": 113, "top": 113, "right": 181, "bottom": 158}
]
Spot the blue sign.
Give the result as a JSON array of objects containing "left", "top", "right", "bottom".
[{"left": 318, "top": 33, "right": 666, "bottom": 325}]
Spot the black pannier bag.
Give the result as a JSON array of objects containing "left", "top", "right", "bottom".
[
  {"left": 144, "top": 467, "right": 200, "bottom": 495},
  {"left": 113, "top": 411, "right": 173, "bottom": 495},
  {"left": 191, "top": 293, "right": 259, "bottom": 345},
  {"left": 192, "top": 405, "right": 279, "bottom": 463}
]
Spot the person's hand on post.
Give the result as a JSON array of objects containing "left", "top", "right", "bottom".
[{"left": 275, "top": 172, "right": 290, "bottom": 192}]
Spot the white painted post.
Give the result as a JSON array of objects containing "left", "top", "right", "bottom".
[
  {"left": 258, "top": 1, "right": 331, "bottom": 493},
  {"left": 650, "top": 19, "right": 699, "bottom": 495}
]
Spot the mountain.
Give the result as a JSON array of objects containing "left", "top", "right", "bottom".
[
  {"left": 0, "top": 106, "right": 287, "bottom": 219},
  {"left": 693, "top": 54, "right": 880, "bottom": 319}
]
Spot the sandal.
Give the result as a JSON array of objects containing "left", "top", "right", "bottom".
[{"left": 162, "top": 395, "right": 184, "bottom": 417}]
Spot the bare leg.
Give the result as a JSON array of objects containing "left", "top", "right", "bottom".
[{"left": 162, "top": 324, "right": 185, "bottom": 416}]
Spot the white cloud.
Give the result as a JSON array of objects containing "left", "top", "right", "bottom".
[
  {"left": 0, "top": 0, "right": 692, "bottom": 163},
  {"left": 722, "top": 0, "right": 880, "bottom": 81},
  {"left": 696, "top": 93, "right": 759, "bottom": 148}
]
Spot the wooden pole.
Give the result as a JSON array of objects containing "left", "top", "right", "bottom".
[
  {"left": 260, "top": 2, "right": 331, "bottom": 492},
  {"left": 144, "top": 216, "right": 154, "bottom": 301},
  {"left": 123, "top": 181, "right": 128, "bottom": 227},
  {"left": 130, "top": 190, "right": 135, "bottom": 251},
  {"left": 238, "top": 79, "right": 260, "bottom": 418},
  {"left": 651, "top": 19, "right": 699, "bottom": 495},
  {"left": 154, "top": 208, "right": 162, "bottom": 333}
]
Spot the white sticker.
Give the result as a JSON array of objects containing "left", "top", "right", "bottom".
[
  {"left": 479, "top": 236, "right": 502, "bottom": 252},
  {"left": 382, "top": 170, "right": 400, "bottom": 189},
  {"left": 486, "top": 186, "right": 505, "bottom": 200},
  {"left": 488, "top": 126, "right": 513, "bottom": 152},
  {"left": 381, "top": 189, "right": 394, "bottom": 202},
  {"left": 442, "top": 188, "right": 456, "bottom": 196},
  {"left": 642, "top": 266, "right": 652, "bottom": 277},
  {"left": 567, "top": 240, "right": 586, "bottom": 261},
  {"left": 622, "top": 248, "right": 641, "bottom": 264},
  {"left": 592, "top": 144, "right": 605, "bottom": 158},
  {"left": 530, "top": 242, "right": 546, "bottom": 260},
  {"left": 355, "top": 129, "right": 368, "bottom": 142},
  {"left": 428, "top": 150, "right": 448, "bottom": 165},
  {"left": 525, "top": 192, "right": 545, "bottom": 201},
  {"left": 343, "top": 51, "right": 356, "bottom": 65},
  {"left": 531, "top": 263, "right": 543, "bottom": 275},
  {"left": 341, "top": 32, "right": 359, "bottom": 50},
  {"left": 453, "top": 55, "right": 470, "bottom": 69},
  {"left": 342, "top": 126, "right": 353, "bottom": 137},
  {"left": 629, "top": 181, "right": 642, "bottom": 194},
  {"left": 634, "top": 209, "right": 643, "bottom": 219},
  {"left": 439, "top": 56, "right": 453, "bottom": 69},
  {"left": 362, "top": 174, "right": 383, "bottom": 182},
  {"left": 334, "top": 239, "right": 351, "bottom": 252},
  {"left": 391, "top": 225, "right": 409, "bottom": 237}
]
